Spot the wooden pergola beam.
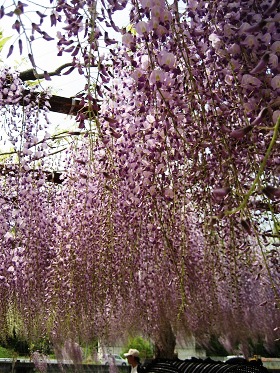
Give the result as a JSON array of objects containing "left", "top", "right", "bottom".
[
  {"left": 17, "top": 65, "right": 93, "bottom": 116},
  {"left": 21, "top": 91, "right": 86, "bottom": 116},
  {"left": 0, "top": 164, "right": 63, "bottom": 184}
]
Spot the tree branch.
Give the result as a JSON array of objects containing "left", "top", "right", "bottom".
[{"left": 19, "top": 63, "right": 74, "bottom": 81}]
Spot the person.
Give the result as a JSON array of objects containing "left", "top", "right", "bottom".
[{"left": 124, "top": 349, "right": 143, "bottom": 373}]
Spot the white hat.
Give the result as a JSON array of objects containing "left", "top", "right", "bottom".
[{"left": 124, "top": 349, "right": 140, "bottom": 357}]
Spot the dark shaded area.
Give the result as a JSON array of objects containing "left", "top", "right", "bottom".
[
  {"left": 0, "top": 329, "right": 52, "bottom": 356},
  {"left": 1, "top": 329, "right": 29, "bottom": 356},
  {"left": 202, "top": 335, "right": 228, "bottom": 356},
  {"left": 248, "top": 339, "right": 280, "bottom": 358},
  {"left": 226, "top": 358, "right": 249, "bottom": 365}
]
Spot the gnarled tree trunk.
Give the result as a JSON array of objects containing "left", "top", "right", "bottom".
[{"left": 154, "top": 318, "right": 176, "bottom": 359}]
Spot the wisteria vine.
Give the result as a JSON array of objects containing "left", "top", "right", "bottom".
[{"left": 0, "top": 0, "right": 279, "bottom": 358}]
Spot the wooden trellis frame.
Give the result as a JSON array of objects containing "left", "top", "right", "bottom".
[
  {"left": 1, "top": 65, "right": 91, "bottom": 184},
  {"left": 18, "top": 64, "right": 91, "bottom": 115}
]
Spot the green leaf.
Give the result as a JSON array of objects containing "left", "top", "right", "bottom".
[
  {"left": 126, "top": 24, "right": 137, "bottom": 36},
  {"left": 0, "top": 36, "right": 12, "bottom": 52}
]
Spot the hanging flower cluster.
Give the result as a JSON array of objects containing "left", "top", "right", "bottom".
[
  {"left": 91, "top": 0, "right": 280, "bottom": 350},
  {"left": 0, "top": 0, "right": 279, "bottom": 357}
]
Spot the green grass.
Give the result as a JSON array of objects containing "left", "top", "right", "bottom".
[{"left": 0, "top": 346, "right": 16, "bottom": 358}]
